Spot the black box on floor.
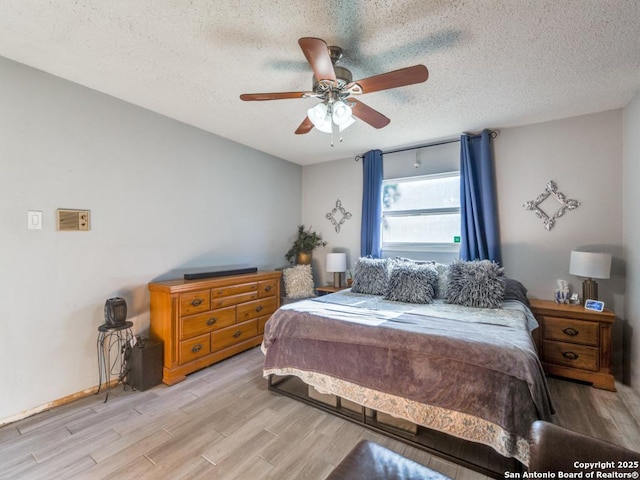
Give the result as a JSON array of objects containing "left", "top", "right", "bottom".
[{"left": 129, "top": 338, "right": 163, "bottom": 391}]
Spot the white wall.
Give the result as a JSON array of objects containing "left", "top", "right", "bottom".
[
  {"left": 496, "top": 110, "right": 623, "bottom": 306},
  {"left": 623, "top": 91, "right": 640, "bottom": 388},
  {"left": 0, "top": 57, "right": 302, "bottom": 423},
  {"left": 301, "top": 157, "right": 362, "bottom": 286},
  {"left": 302, "top": 109, "right": 630, "bottom": 382}
]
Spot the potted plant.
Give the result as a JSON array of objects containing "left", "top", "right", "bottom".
[{"left": 285, "top": 225, "right": 327, "bottom": 265}]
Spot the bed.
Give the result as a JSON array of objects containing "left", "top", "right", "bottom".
[{"left": 262, "top": 259, "right": 554, "bottom": 473}]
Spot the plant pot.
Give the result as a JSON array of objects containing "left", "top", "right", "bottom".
[{"left": 297, "top": 252, "right": 312, "bottom": 265}]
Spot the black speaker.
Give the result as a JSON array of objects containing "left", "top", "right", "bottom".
[{"left": 129, "top": 339, "right": 163, "bottom": 391}]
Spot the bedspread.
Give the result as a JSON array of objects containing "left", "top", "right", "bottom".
[{"left": 262, "top": 291, "right": 554, "bottom": 465}]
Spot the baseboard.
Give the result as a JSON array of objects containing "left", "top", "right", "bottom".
[{"left": 0, "top": 379, "right": 119, "bottom": 427}]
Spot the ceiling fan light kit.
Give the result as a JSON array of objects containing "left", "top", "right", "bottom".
[
  {"left": 240, "top": 37, "right": 429, "bottom": 146},
  {"left": 307, "top": 100, "right": 355, "bottom": 145}
]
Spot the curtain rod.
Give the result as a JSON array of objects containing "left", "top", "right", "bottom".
[{"left": 354, "top": 130, "right": 498, "bottom": 162}]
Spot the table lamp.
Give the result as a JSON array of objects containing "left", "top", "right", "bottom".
[
  {"left": 569, "top": 251, "right": 612, "bottom": 302},
  {"left": 326, "top": 253, "right": 347, "bottom": 288}
]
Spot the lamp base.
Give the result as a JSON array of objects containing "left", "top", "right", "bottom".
[
  {"left": 333, "top": 272, "right": 342, "bottom": 289},
  {"left": 582, "top": 278, "right": 598, "bottom": 302}
]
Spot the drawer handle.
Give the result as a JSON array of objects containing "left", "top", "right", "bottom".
[
  {"left": 255, "top": 305, "right": 264, "bottom": 313},
  {"left": 562, "top": 327, "right": 579, "bottom": 336},
  {"left": 562, "top": 351, "right": 579, "bottom": 360},
  {"left": 191, "top": 298, "right": 203, "bottom": 307},
  {"left": 191, "top": 344, "right": 203, "bottom": 353},
  {"left": 233, "top": 330, "right": 242, "bottom": 339},
  {"left": 264, "top": 285, "right": 272, "bottom": 292},
  {"left": 207, "top": 318, "right": 217, "bottom": 326}
]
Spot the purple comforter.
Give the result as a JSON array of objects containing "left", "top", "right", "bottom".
[{"left": 262, "top": 293, "right": 554, "bottom": 463}]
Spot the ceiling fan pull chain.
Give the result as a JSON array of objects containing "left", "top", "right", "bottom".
[{"left": 331, "top": 110, "right": 337, "bottom": 147}]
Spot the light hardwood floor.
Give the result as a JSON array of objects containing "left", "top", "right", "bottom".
[{"left": 0, "top": 347, "right": 638, "bottom": 480}]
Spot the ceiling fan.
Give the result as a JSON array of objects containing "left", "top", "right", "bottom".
[{"left": 240, "top": 37, "right": 429, "bottom": 145}]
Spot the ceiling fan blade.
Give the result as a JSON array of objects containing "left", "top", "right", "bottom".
[
  {"left": 351, "top": 99, "right": 390, "bottom": 129},
  {"left": 295, "top": 116, "right": 314, "bottom": 134},
  {"left": 240, "top": 92, "right": 310, "bottom": 101},
  {"left": 348, "top": 65, "right": 428, "bottom": 94},
  {"left": 298, "top": 37, "right": 336, "bottom": 82}
]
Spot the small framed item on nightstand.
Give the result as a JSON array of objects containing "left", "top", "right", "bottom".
[{"left": 584, "top": 299, "right": 605, "bottom": 312}]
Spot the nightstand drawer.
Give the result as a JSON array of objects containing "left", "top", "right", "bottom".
[
  {"left": 543, "top": 316, "right": 599, "bottom": 346},
  {"left": 543, "top": 340, "right": 598, "bottom": 371}
]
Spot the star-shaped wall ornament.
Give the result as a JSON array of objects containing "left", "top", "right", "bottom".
[
  {"left": 523, "top": 180, "right": 580, "bottom": 231},
  {"left": 326, "top": 199, "right": 352, "bottom": 233}
]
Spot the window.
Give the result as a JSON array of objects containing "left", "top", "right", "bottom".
[{"left": 382, "top": 172, "right": 461, "bottom": 252}]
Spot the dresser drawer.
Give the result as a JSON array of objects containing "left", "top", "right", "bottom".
[
  {"left": 542, "top": 340, "right": 598, "bottom": 371},
  {"left": 211, "top": 291, "right": 258, "bottom": 309},
  {"left": 212, "top": 319, "right": 258, "bottom": 351},
  {"left": 180, "top": 290, "right": 211, "bottom": 316},
  {"left": 211, "top": 282, "right": 257, "bottom": 299},
  {"left": 237, "top": 297, "right": 277, "bottom": 322},
  {"left": 180, "top": 334, "right": 211, "bottom": 364},
  {"left": 543, "top": 316, "right": 599, "bottom": 346},
  {"left": 257, "top": 314, "right": 271, "bottom": 334},
  {"left": 258, "top": 279, "right": 278, "bottom": 298},
  {"left": 180, "top": 306, "right": 236, "bottom": 340}
]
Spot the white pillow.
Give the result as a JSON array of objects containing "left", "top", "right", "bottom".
[{"left": 283, "top": 264, "right": 315, "bottom": 299}]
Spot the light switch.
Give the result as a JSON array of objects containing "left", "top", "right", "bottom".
[{"left": 28, "top": 210, "right": 42, "bottom": 230}]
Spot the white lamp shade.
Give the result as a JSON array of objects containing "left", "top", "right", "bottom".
[
  {"left": 326, "top": 253, "right": 347, "bottom": 273},
  {"left": 308, "top": 103, "right": 329, "bottom": 126},
  {"left": 332, "top": 100, "right": 353, "bottom": 125},
  {"left": 569, "top": 251, "right": 612, "bottom": 279}
]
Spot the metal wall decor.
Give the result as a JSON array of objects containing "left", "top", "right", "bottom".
[
  {"left": 523, "top": 180, "right": 580, "bottom": 231},
  {"left": 326, "top": 199, "right": 352, "bottom": 233}
]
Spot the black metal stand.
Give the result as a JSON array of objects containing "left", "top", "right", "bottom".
[{"left": 96, "top": 321, "right": 133, "bottom": 402}]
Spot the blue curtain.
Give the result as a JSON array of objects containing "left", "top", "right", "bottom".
[
  {"left": 361, "top": 149, "right": 383, "bottom": 257},
  {"left": 459, "top": 130, "right": 502, "bottom": 264}
]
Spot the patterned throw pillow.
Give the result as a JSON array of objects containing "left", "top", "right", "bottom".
[
  {"left": 283, "top": 264, "right": 315, "bottom": 299},
  {"left": 350, "top": 257, "right": 392, "bottom": 295},
  {"left": 383, "top": 262, "right": 438, "bottom": 303},
  {"left": 446, "top": 259, "right": 506, "bottom": 308}
]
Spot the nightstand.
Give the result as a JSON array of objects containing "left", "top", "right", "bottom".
[
  {"left": 316, "top": 285, "right": 348, "bottom": 296},
  {"left": 529, "top": 299, "right": 615, "bottom": 391}
]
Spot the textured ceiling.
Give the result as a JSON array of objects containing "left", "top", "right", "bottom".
[{"left": 1, "top": 1, "right": 639, "bottom": 165}]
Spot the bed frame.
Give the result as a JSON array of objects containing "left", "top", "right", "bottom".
[{"left": 268, "top": 373, "right": 524, "bottom": 479}]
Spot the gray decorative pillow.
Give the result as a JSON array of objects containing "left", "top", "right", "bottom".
[
  {"left": 283, "top": 264, "right": 315, "bottom": 299},
  {"left": 446, "top": 259, "right": 506, "bottom": 308},
  {"left": 434, "top": 263, "right": 449, "bottom": 299},
  {"left": 384, "top": 263, "right": 437, "bottom": 303},
  {"left": 351, "top": 257, "right": 392, "bottom": 295}
]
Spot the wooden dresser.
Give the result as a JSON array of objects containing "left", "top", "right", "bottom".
[
  {"left": 529, "top": 299, "right": 615, "bottom": 391},
  {"left": 148, "top": 270, "right": 281, "bottom": 385}
]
